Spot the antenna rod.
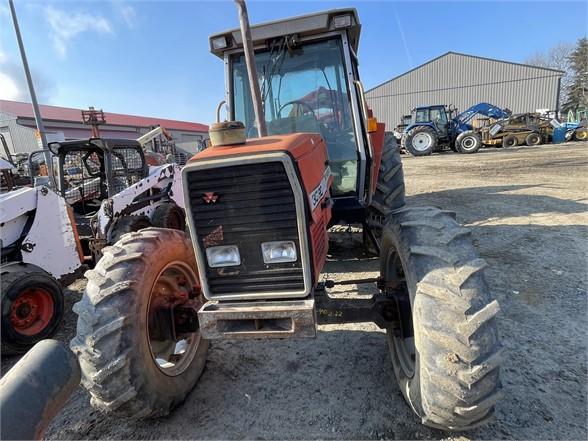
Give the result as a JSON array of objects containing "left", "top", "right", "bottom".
[
  {"left": 234, "top": 0, "right": 267, "bottom": 137},
  {"left": 8, "top": 0, "right": 53, "bottom": 179}
]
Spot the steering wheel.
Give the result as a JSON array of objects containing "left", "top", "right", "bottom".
[{"left": 277, "top": 100, "right": 318, "bottom": 120}]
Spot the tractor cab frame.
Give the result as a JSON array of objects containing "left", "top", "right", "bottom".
[
  {"left": 412, "top": 105, "right": 452, "bottom": 140},
  {"left": 210, "top": 8, "right": 381, "bottom": 224}
]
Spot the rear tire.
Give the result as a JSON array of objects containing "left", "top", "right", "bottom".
[
  {"left": 380, "top": 206, "right": 503, "bottom": 430},
  {"left": 574, "top": 128, "right": 588, "bottom": 141},
  {"left": 110, "top": 215, "right": 152, "bottom": 243},
  {"left": 70, "top": 228, "right": 209, "bottom": 418},
  {"left": 402, "top": 126, "right": 437, "bottom": 156},
  {"left": 1, "top": 263, "right": 64, "bottom": 355},
  {"left": 456, "top": 131, "right": 482, "bottom": 154},
  {"left": 364, "top": 135, "right": 406, "bottom": 255},
  {"left": 525, "top": 132, "right": 542, "bottom": 146},
  {"left": 151, "top": 203, "right": 185, "bottom": 231},
  {"left": 502, "top": 134, "right": 518, "bottom": 148}
]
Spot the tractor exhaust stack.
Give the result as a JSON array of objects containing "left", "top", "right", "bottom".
[{"left": 234, "top": 0, "right": 267, "bottom": 137}]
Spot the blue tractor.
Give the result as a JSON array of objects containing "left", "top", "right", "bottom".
[{"left": 401, "top": 102, "right": 510, "bottom": 155}]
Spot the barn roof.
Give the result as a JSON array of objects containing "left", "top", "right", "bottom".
[{"left": 367, "top": 51, "right": 565, "bottom": 93}]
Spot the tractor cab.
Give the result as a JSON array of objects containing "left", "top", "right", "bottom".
[
  {"left": 210, "top": 9, "right": 378, "bottom": 222},
  {"left": 412, "top": 105, "right": 451, "bottom": 140}
]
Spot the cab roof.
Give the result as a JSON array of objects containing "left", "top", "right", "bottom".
[
  {"left": 48, "top": 138, "right": 142, "bottom": 154},
  {"left": 209, "top": 8, "right": 361, "bottom": 58}
]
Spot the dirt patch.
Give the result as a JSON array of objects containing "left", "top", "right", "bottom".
[{"left": 3, "top": 142, "right": 586, "bottom": 440}]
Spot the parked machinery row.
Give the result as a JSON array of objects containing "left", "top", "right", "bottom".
[{"left": 396, "top": 104, "right": 587, "bottom": 156}]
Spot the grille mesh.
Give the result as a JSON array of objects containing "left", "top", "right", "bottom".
[{"left": 186, "top": 161, "right": 305, "bottom": 297}]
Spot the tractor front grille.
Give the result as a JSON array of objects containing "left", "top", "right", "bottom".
[{"left": 185, "top": 161, "right": 305, "bottom": 299}]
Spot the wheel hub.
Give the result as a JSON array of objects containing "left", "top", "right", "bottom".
[
  {"left": 412, "top": 133, "right": 432, "bottom": 151},
  {"left": 9, "top": 288, "right": 54, "bottom": 336},
  {"left": 147, "top": 262, "right": 203, "bottom": 376},
  {"left": 463, "top": 137, "right": 475, "bottom": 148}
]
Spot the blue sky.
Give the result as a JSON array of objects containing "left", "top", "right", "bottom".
[{"left": 1, "top": 0, "right": 586, "bottom": 124}]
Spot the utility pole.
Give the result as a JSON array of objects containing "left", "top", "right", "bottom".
[
  {"left": 8, "top": 0, "right": 53, "bottom": 179},
  {"left": 234, "top": 0, "right": 267, "bottom": 137}
]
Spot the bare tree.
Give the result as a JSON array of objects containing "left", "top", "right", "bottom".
[{"left": 525, "top": 43, "right": 574, "bottom": 108}]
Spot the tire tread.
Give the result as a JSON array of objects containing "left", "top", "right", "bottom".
[{"left": 382, "top": 207, "right": 503, "bottom": 430}]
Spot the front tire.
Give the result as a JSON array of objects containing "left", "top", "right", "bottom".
[
  {"left": 502, "top": 134, "right": 518, "bottom": 148},
  {"left": 71, "top": 228, "right": 209, "bottom": 418},
  {"left": 456, "top": 131, "right": 482, "bottom": 154},
  {"left": 525, "top": 132, "right": 542, "bottom": 146},
  {"left": 380, "top": 206, "right": 503, "bottom": 430},
  {"left": 1, "top": 263, "right": 64, "bottom": 355},
  {"left": 402, "top": 126, "right": 437, "bottom": 156}
]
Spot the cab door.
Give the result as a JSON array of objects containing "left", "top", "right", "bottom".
[{"left": 430, "top": 107, "right": 449, "bottom": 139}]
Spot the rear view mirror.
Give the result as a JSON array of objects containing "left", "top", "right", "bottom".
[{"left": 48, "top": 142, "right": 59, "bottom": 155}]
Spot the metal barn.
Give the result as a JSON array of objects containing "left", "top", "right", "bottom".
[{"left": 366, "top": 52, "right": 564, "bottom": 130}]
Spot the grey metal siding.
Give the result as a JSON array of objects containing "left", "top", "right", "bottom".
[
  {"left": 366, "top": 53, "right": 563, "bottom": 130},
  {"left": 0, "top": 111, "right": 39, "bottom": 154}
]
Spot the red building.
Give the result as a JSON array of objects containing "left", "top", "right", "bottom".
[{"left": 0, "top": 99, "right": 209, "bottom": 156}]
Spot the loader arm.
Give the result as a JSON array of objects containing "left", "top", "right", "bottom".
[
  {"left": 94, "top": 163, "right": 184, "bottom": 240},
  {"left": 136, "top": 126, "right": 173, "bottom": 148},
  {"left": 455, "top": 102, "right": 510, "bottom": 126}
]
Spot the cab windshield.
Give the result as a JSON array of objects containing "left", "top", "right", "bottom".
[{"left": 231, "top": 38, "right": 359, "bottom": 196}]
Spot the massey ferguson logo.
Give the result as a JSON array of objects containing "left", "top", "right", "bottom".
[{"left": 202, "top": 192, "right": 219, "bottom": 204}]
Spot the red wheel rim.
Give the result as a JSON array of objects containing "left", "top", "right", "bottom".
[{"left": 9, "top": 288, "right": 55, "bottom": 336}]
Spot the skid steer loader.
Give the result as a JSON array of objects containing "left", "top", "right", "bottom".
[
  {"left": 1, "top": 138, "right": 185, "bottom": 354},
  {"left": 71, "top": 5, "right": 504, "bottom": 431}
]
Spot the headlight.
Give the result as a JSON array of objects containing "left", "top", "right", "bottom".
[
  {"left": 332, "top": 14, "right": 352, "bottom": 29},
  {"left": 206, "top": 245, "right": 240, "bottom": 268},
  {"left": 210, "top": 35, "right": 229, "bottom": 50},
  {"left": 261, "top": 241, "right": 297, "bottom": 264}
]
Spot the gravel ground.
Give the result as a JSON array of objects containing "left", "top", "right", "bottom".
[{"left": 2, "top": 142, "right": 587, "bottom": 440}]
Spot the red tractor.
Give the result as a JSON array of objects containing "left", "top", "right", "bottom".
[{"left": 71, "top": 5, "right": 503, "bottom": 431}]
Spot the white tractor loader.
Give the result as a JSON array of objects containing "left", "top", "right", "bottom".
[{"left": 1, "top": 137, "right": 186, "bottom": 353}]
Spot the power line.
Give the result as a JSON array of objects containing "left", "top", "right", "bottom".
[{"left": 367, "top": 74, "right": 563, "bottom": 100}]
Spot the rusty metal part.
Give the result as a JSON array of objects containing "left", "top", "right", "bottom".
[
  {"left": 323, "top": 277, "right": 382, "bottom": 288},
  {"left": 0, "top": 339, "right": 80, "bottom": 440},
  {"left": 147, "top": 261, "right": 203, "bottom": 376},
  {"left": 197, "top": 276, "right": 407, "bottom": 339},
  {"left": 198, "top": 298, "right": 316, "bottom": 339},
  {"left": 314, "top": 283, "right": 402, "bottom": 329}
]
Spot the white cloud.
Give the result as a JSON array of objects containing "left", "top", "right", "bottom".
[
  {"left": 0, "top": 72, "right": 20, "bottom": 101},
  {"left": 0, "top": 57, "right": 56, "bottom": 103},
  {"left": 45, "top": 6, "right": 113, "bottom": 58},
  {"left": 119, "top": 4, "right": 137, "bottom": 29}
]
